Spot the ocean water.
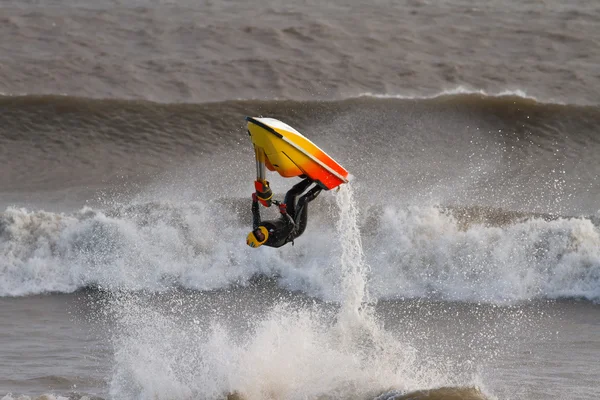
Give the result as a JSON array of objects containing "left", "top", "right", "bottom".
[{"left": 1, "top": 1, "right": 599, "bottom": 399}]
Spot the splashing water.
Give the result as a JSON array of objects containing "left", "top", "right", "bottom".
[
  {"left": 335, "top": 184, "right": 371, "bottom": 326},
  {"left": 107, "top": 184, "right": 456, "bottom": 400}
]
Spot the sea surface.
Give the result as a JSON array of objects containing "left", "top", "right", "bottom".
[{"left": 1, "top": 1, "right": 599, "bottom": 399}]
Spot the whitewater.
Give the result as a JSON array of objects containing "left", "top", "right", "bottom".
[
  {"left": 101, "top": 185, "right": 487, "bottom": 400},
  {"left": 2, "top": 192, "right": 599, "bottom": 302},
  {"left": 2, "top": 0, "right": 600, "bottom": 396}
]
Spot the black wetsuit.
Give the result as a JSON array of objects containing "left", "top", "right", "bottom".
[{"left": 252, "top": 178, "right": 322, "bottom": 248}]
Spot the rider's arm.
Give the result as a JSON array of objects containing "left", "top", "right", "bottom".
[{"left": 252, "top": 194, "right": 261, "bottom": 229}]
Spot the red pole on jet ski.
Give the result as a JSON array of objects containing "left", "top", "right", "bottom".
[{"left": 254, "top": 147, "right": 273, "bottom": 207}]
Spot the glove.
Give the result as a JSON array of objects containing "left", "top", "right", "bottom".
[
  {"left": 279, "top": 203, "right": 287, "bottom": 215},
  {"left": 252, "top": 193, "right": 258, "bottom": 203}
]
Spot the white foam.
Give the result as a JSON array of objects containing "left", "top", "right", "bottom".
[
  {"left": 0, "top": 395, "right": 72, "bottom": 400},
  {"left": 365, "top": 205, "right": 600, "bottom": 303},
  {"left": 356, "top": 86, "right": 547, "bottom": 103},
  {"left": 1, "top": 196, "right": 599, "bottom": 302},
  {"left": 107, "top": 185, "right": 457, "bottom": 399}
]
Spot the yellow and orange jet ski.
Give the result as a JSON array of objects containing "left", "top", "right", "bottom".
[{"left": 246, "top": 116, "right": 349, "bottom": 206}]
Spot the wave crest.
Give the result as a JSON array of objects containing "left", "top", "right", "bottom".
[{"left": 1, "top": 201, "right": 598, "bottom": 302}]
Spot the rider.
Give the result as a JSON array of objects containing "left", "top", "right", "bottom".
[{"left": 246, "top": 177, "right": 322, "bottom": 248}]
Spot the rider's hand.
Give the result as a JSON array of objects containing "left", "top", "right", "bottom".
[{"left": 279, "top": 203, "right": 287, "bottom": 214}]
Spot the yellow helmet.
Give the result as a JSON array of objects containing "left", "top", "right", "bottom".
[{"left": 246, "top": 226, "right": 269, "bottom": 248}]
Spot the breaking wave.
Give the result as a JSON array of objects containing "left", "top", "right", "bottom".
[{"left": 1, "top": 198, "right": 598, "bottom": 302}]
